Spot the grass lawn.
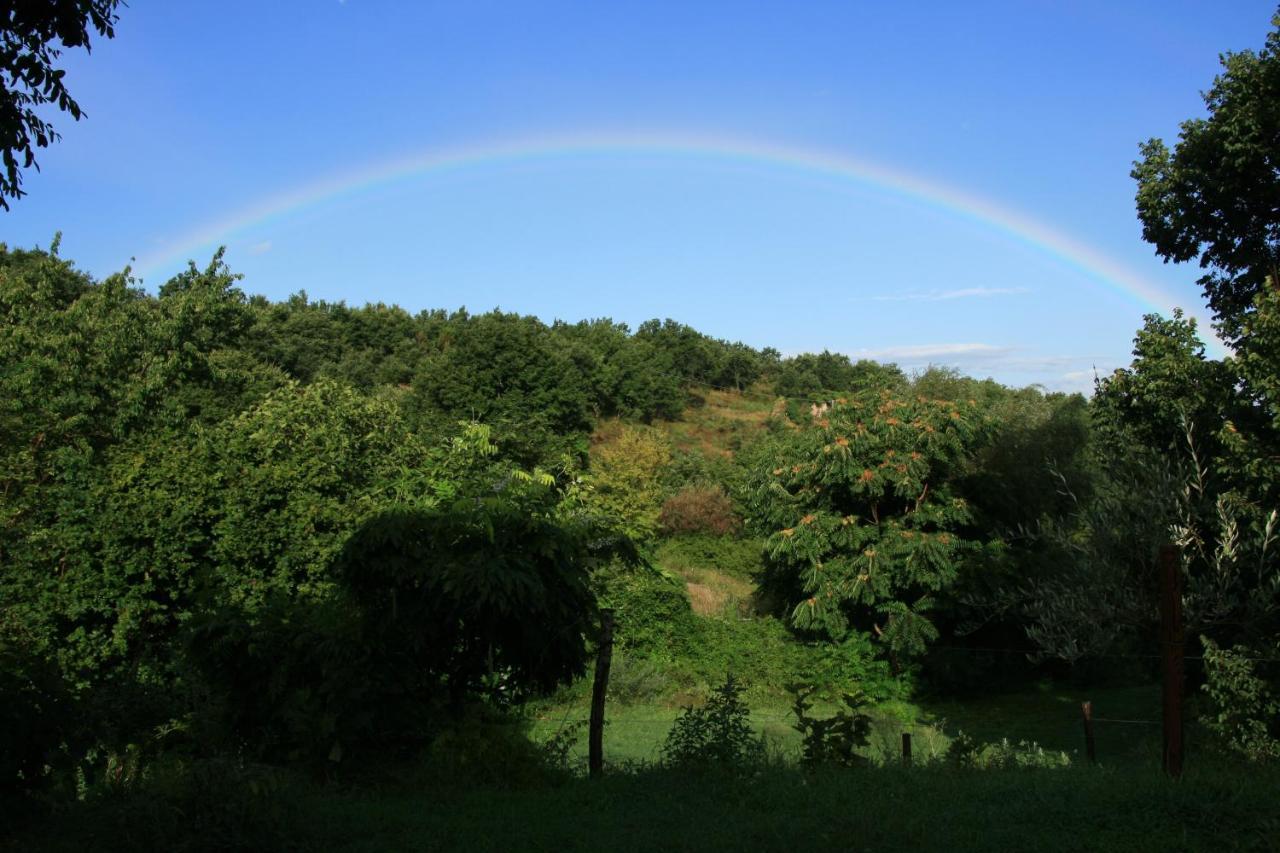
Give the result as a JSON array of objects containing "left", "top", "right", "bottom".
[
  {"left": 25, "top": 760, "right": 1277, "bottom": 853},
  {"left": 527, "top": 682, "right": 1166, "bottom": 769},
  {"left": 13, "top": 682, "right": 1270, "bottom": 853},
  {"left": 306, "top": 764, "right": 1280, "bottom": 853}
]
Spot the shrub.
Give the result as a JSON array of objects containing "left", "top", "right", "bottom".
[
  {"left": 0, "top": 625, "right": 77, "bottom": 827},
  {"left": 427, "top": 715, "right": 570, "bottom": 788},
  {"left": 659, "top": 485, "right": 740, "bottom": 536},
  {"left": 791, "top": 686, "right": 872, "bottom": 767},
  {"left": 946, "top": 734, "right": 1072, "bottom": 769},
  {"left": 595, "top": 563, "right": 701, "bottom": 661},
  {"left": 655, "top": 535, "right": 763, "bottom": 580},
  {"left": 606, "top": 654, "right": 671, "bottom": 705},
  {"left": 1201, "top": 638, "right": 1280, "bottom": 763},
  {"left": 538, "top": 718, "right": 588, "bottom": 774},
  {"left": 661, "top": 675, "right": 764, "bottom": 770},
  {"left": 37, "top": 757, "right": 320, "bottom": 853},
  {"left": 586, "top": 422, "right": 671, "bottom": 544},
  {"left": 794, "top": 632, "right": 901, "bottom": 702}
]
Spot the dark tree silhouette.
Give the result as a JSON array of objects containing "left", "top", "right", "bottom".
[
  {"left": 0, "top": 0, "right": 122, "bottom": 208},
  {"left": 1132, "top": 9, "right": 1280, "bottom": 332}
]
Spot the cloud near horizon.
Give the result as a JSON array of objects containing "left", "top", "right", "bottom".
[{"left": 835, "top": 343, "right": 1114, "bottom": 394}]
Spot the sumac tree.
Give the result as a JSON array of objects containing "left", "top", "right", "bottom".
[{"left": 749, "top": 391, "right": 994, "bottom": 663}]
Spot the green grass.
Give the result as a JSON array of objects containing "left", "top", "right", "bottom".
[
  {"left": 923, "top": 681, "right": 1164, "bottom": 766},
  {"left": 525, "top": 682, "right": 1163, "bottom": 771},
  {"left": 312, "top": 764, "right": 1280, "bottom": 853},
  {"left": 24, "top": 760, "right": 1279, "bottom": 852},
  {"left": 10, "top": 681, "right": 1269, "bottom": 852},
  {"left": 528, "top": 702, "right": 805, "bottom": 765}
]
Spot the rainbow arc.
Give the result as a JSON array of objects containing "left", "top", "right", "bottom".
[{"left": 134, "top": 130, "right": 1198, "bottom": 325}]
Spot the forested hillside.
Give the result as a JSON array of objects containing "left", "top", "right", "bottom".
[
  {"left": 4, "top": 9, "right": 1280, "bottom": 850},
  {"left": 4, "top": 227, "right": 1277, "bottom": 798}
]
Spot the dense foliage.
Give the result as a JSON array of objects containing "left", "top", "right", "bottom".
[
  {"left": 7, "top": 10, "right": 1280, "bottom": 851},
  {"left": 750, "top": 390, "right": 993, "bottom": 661},
  {"left": 9, "top": 16, "right": 1280, "bottom": 806}
]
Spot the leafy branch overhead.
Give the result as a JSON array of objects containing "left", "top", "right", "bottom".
[{"left": 0, "top": 1, "right": 122, "bottom": 208}]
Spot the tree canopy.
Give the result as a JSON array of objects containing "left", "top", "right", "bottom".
[
  {"left": 748, "top": 390, "right": 997, "bottom": 662},
  {"left": 1132, "top": 10, "right": 1280, "bottom": 331}
]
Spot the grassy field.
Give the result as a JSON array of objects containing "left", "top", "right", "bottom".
[
  {"left": 527, "top": 682, "right": 1164, "bottom": 769},
  {"left": 303, "top": 764, "right": 1280, "bottom": 853},
  {"left": 22, "top": 758, "right": 1279, "bottom": 853}
]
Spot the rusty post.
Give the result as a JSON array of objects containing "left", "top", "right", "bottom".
[
  {"left": 901, "top": 732, "right": 912, "bottom": 765},
  {"left": 588, "top": 608, "right": 615, "bottom": 779},
  {"left": 1081, "top": 701, "right": 1096, "bottom": 765},
  {"left": 1159, "top": 545, "right": 1184, "bottom": 778}
]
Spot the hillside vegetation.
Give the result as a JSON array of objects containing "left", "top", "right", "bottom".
[{"left": 5, "top": 15, "right": 1280, "bottom": 847}]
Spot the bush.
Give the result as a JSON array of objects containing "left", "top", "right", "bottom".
[
  {"left": 427, "top": 714, "right": 572, "bottom": 788},
  {"left": 0, "top": 628, "right": 75, "bottom": 826},
  {"left": 661, "top": 675, "right": 764, "bottom": 770},
  {"left": 586, "top": 422, "right": 671, "bottom": 544},
  {"left": 794, "top": 632, "right": 901, "bottom": 702},
  {"left": 659, "top": 485, "right": 741, "bottom": 536},
  {"left": 606, "top": 654, "right": 671, "bottom": 705},
  {"left": 791, "top": 686, "right": 872, "bottom": 767},
  {"left": 946, "top": 734, "right": 1072, "bottom": 769},
  {"left": 31, "top": 757, "right": 320, "bottom": 853},
  {"left": 1201, "top": 638, "right": 1280, "bottom": 763},
  {"left": 595, "top": 564, "right": 702, "bottom": 661},
  {"left": 654, "top": 535, "right": 763, "bottom": 580}
]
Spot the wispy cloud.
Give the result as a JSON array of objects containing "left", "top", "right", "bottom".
[
  {"left": 863, "top": 286, "right": 1031, "bottom": 302},
  {"left": 248, "top": 240, "right": 273, "bottom": 256},
  {"left": 842, "top": 344, "right": 1119, "bottom": 395},
  {"left": 855, "top": 342, "right": 1011, "bottom": 361}
]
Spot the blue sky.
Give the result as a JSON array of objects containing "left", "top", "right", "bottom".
[{"left": 6, "top": 1, "right": 1275, "bottom": 392}]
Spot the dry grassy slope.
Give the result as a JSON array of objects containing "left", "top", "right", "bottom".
[
  {"left": 590, "top": 382, "right": 784, "bottom": 620},
  {"left": 660, "top": 382, "right": 785, "bottom": 461},
  {"left": 660, "top": 552, "right": 756, "bottom": 618}
]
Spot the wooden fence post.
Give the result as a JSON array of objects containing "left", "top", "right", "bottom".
[
  {"left": 1081, "top": 701, "right": 1096, "bottom": 765},
  {"left": 901, "top": 732, "right": 912, "bottom": 765},
  {"left": 1159, "top": 544, "right": 1184, "bottom": 779},
  {"left": 588, "top": 608, "right": 615, "bottom": 779}
]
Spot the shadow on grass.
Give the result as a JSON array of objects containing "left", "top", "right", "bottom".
[
  {"left": 13, "top": 751, "right": 1279, "bottom": 853},
  {"left": 920, "top": 681, "right": 1166, "bottom": 767}
]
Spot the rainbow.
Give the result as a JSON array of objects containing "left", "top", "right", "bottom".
[{"left": 133, "top": 129, "right": 1200, "bottom": 324}]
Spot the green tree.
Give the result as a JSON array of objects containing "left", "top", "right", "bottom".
[
  {"left": 551, "top": 318, "right": 685, "bottom": 421},
  {"left": 1093, "top": 310, "right": 1235, "bottom": 455},
  {"left": 191, "top": 432, "right": 633, "bottom": 763},
  {"left": 1132, "top": 10, "right": 1280, "bottom": 330},
  {"left": 0, "top": 1, "right": 122, "bottom": 207},
  {"left": 583, "top": 422, "right": 672, "bottom": 545},
  {"left": 409, "top": 311, "right": 594, "bottom": 466},
  {"left": 749, "top": 390, "right": 993, "bottom": 663}
]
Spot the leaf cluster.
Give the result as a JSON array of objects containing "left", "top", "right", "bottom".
[{"left": 0, "top": 1, "right": 122, "bottom": 206}]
